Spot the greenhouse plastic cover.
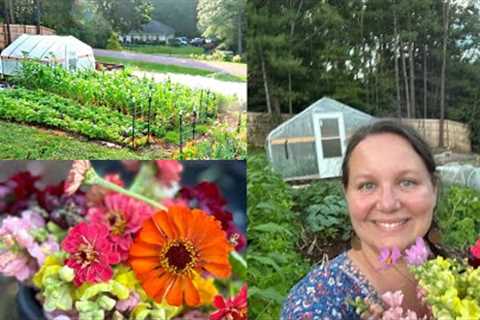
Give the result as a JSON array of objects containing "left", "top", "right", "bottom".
[
  {"left": 266, "top": 97, "right": 375, "bottom": 180},
  {"left": 437, "top": 163, "right": 480, "bottom": 190},
  {"left": 0, "top": 34, "right": 95, "bottom": 75}
]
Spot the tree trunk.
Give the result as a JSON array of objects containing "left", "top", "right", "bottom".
[
  {"left": 394, "top": 9, "right": 401, "bottom": 118},
  {"left": 423, "top": 44, "right": 428, "bottom": 119},
  {"left": 35, "top": 0, "right": 41, "bottom": 34},
  {"left": 260, "top": 48, "right": 272, "bottom": 114},
  {"left": 409, "top": 42, "right": 416, "bottom": 118},
  {"left": 439, "top": 1, "right": 449, "bottom": 148},
  {"left": 401, "top": 42, "right": 411, "bottom": 118},
  {"left": 237, "top": 11, "right": 243, "bottom": 54},
  {"left": 7, "top": 0, "right": 14, "bottom": 24},
  {"left": 287, "top": 0, "right": 303, "bottom": 115}
]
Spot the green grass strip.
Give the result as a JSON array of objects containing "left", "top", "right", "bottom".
[{"left": 96, "top": 55, "right": 245, "bottom": 82}]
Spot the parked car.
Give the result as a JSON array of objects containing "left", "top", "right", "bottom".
[
  {"left": 190, "top": 37, "right": 205, "bottom": 46},
  {"left": 170, "top": 37, "right": 188, "bottom": 46}
]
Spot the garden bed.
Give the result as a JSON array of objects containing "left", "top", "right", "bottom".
[{"left": 0, "top": 61, "right": 246, "bottom": 158}]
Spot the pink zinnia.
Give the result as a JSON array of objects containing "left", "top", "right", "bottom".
[
  {"left": 155, "top": 160, "right": 183, "bottom": 187},
  {"left": 87, "top": 193, "right": 153, "bottom": 260},
  {"left": 210, "top": 284, "right": 247, "bottom": 320},
  {"left": 62, "top": 222, "right": 120, "bottom": 286}
]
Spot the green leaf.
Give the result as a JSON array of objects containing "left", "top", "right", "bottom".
[
  {"left": 252, "top": 222, "right": 292, "bottom": 235},
  {"left": 229, "top": 251, "right": 247, "bottom": 281},
  {"left": 249, "top": 286, "right": 285, "bottom": 304}
]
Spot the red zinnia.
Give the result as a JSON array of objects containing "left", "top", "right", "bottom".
[
  {"left": 210, "top": 284, "right": 247, "bottom": 320},
  {"left": 62, "top": 222, "right": 120, "bottom": 286},
  {"left": 469, "top": 239, "right": 480, "bottom": 268},
  {"left": 87, "top": 193, "right": 153, "bottom": 261}
]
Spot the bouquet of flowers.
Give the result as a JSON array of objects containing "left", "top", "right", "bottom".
[
  {"left": 0, "top": 161, "right": 247, "bottom": 320},
  {"left": 352, "top": 237, "right": 480, "bottom": 320}
]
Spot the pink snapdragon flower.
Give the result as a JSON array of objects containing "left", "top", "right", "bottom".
[
  {"left": 0, "top": 210, "right": 58, "bottom": 281},
  {"left": 62, "top": 222, "right": 120, "bottom": 286},
  {"left": 379, "top": 247, "right": 401, "bottom": 269},
  {"left": 87, "top": 193, "right": 153, "bottom": 261},
  {"left": 116, "top": 292, "right": 140, "bottom": 312},
  {"left": 404, "top": 237, "right": 430, "bottom": 266},
  {"left": 381, "top": 291, "right": 420, "bottom": 320}
]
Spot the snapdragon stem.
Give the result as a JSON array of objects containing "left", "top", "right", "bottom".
[{"left": 91, "top": 174, "right": 166, "bottom": 210}]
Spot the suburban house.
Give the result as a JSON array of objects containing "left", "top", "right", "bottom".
[{"left": 120, "top": 20, "right": 175, "bottom": 44}]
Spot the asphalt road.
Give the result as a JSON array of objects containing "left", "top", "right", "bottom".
[{"left": 94, "top": 49, "right": 226, "bottom": 73}]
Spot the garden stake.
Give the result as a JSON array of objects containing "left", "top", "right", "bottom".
[
  {"left": 132, "top": 97, "right": 136, "bottom": 150},
  {"left": 192, "top": 110, "right": 197, "bottom": 140},
  {"left": 237, "top": 111, "right": 242, "bottom": 133},
  {"left": 199, "top": 89, "right": 203, "bottom": 123},
  {"left": 179, "top": 111, "right": 183, "bottom": 158},
  {"left": 147, "top": 84, "right": 153, "bottom": 144}
]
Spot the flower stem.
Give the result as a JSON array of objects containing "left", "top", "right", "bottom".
[{"left": 91, "top": 175, "right": 166, "bottom": 210}]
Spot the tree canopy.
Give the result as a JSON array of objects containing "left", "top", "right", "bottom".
[
  {"left": 248, "top": 0, "right": 480, "bottom": 150},
  {"left": 197, "top": 0, "right": 246, "bottom": 54}
]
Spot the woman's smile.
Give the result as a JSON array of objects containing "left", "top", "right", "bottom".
[{"left": 371, "top": 218, "right": 411, "bottom": 232}]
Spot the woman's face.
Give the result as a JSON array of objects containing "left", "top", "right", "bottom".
[{"left": 345, "top": 133, "right": 437, "bottom": 252}]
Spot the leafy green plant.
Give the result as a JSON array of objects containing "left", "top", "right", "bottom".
[
  {"left": 436, "top": 184, "right": 480, "bottom": 250},
  {"left": 303, "top": 194, "right": 351, "bottom": 241},
  {"left": 247, "top": 153, "right": 310, "bottom": 319}
]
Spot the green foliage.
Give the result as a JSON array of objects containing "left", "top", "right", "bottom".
[
  {"left": 177, "top": 114, "right": 246, "bottom": 159},
  {"left": 151, "top": 0, "right": 199, "bottom": 37},
  {"left": 247, "top": 153, "right": 310, "bottom": 318},
  {"left": 106, "top": 32, "right": 123, "bottom": 51},
  {"left": 436, "top": 184, "right": 480, "bottom": 250},
  {"left": 11, "top": 61, "right": 219, "bottom": 143},
  {"left": 0, "top": 121, "right": 156, "bottom": 159},
  {"left": 92, "top": 0, "right": 153, "bottom": 34},
  {"left": 124, "top": 44, "right": 203, "bottom": 56},
  {"left": 197, "top": 0, "right": 246, "bottom": 53}
]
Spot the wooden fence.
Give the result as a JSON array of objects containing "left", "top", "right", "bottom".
[{"left": 0, "top": 24, "right": 56, "bottom": 49}]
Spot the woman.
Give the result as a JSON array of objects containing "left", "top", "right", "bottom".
[{"left": 281, "top": 120, "right": 438, "bottom": 319}]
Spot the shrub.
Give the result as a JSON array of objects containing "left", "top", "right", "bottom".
[
  {"left": 247, "top": 153, "right": 310, "bottom": 319},
  {"left": 106, "top": 32, "right": 123, "bottom": 51}
]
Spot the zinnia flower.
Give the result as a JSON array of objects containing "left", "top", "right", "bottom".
[
  {"left": 379, "top": 247, "right": 401, "bottom": 269},
  {"left": 0, "top": 171, "right": 40, "bottom": 214},
  {"left": 155, "top": 160, "right": 183, "bottom": 187},
  {"left": 129, "top": 205, "right": 232, "bottom": 306},
  {"left": 87, "top": 193, "right": 153, "bottom": 260},
  {"left": 86, "top": 173, "right": 124, "bottom": 207},
  {"left": 209, "top": 284, "right": 247, "bottom": 320},
  {"left": 64, "top": 160, "right": 92, "bottom": 196},
  {"left": 469, "top": 239, "right": 480, "bottom": 268},
  {"left": 62, "top": 222, "right": 120, "bottom": 286},
  {"left": 404, "top": 237, "right": 430, "bottom": 266}
]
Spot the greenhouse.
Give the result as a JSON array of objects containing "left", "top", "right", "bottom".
[
  {"left": 0, "top": 34, "right": 95, "bottom": 76},
  {"left": 266, "top": 97, "right": 375, "bottom": 180}
]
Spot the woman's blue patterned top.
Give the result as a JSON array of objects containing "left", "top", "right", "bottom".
[{"left": 281, "top": 252, "right": 381, "bottom": 320}]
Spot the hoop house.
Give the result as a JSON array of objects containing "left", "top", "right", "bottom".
[
  {"left": 266, "top": 97, "right": 375, "bottom": 181},
  {"left": 0, "top": 34, "right": 95, "bottom": 76}
]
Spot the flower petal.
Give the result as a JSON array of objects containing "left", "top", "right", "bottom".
[
  {"left": 129, "top": 241, "right": 160, "bottom": 257},
  {"left": 184, "top": 277, "right": 200, "bottom": 306},
  {"left": 129, "top": 257, "right": 160, "bottom": 274}
]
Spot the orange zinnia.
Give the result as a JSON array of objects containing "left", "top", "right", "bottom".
[{"left": 128, "top": 205, "right": 233, "bottom": 306}]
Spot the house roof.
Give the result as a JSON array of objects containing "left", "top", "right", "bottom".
[{"left": 138, "top": 20, "right": 175, "bottom": 35}]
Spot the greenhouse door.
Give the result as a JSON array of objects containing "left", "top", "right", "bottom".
[{"left": 313, "top": 112, "right": 346, "bottom": 178}]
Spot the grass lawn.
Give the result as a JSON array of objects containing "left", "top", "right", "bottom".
[
  {"left": 96, "top": 56, "right": 245, "bottom": 82},
  {"left": 124, "top": 44, "right": 204, "bottom": 57},
  {"left": 0, "top": 121, "right": 171, "bottom": 159}
]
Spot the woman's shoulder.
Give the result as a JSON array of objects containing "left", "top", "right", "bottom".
[{"left": 280, "top": 252, "right": 373, "bottom": 320}]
